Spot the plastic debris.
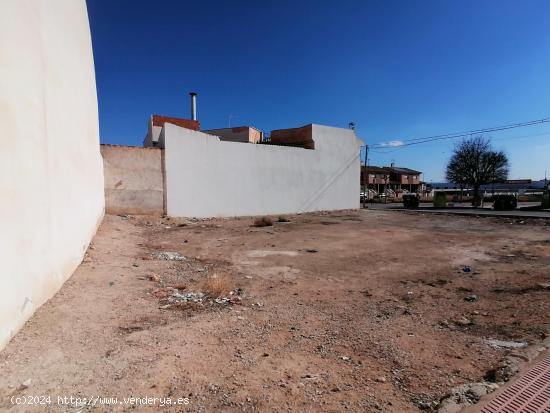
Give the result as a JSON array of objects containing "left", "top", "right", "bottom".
[
  {"left": 485, "top": 339, "right": 527, "bottom": 349},
  {"left": 151, "top": 251, "right": 186, "bottom": 261},
  {"left": 169, "top": 291, "right": 204, "bottom": 303}
]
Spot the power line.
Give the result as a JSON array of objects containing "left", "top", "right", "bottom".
[
  {"left": 370, "top": 129, "right": 550, "bottom": 155},
  {"left": 374, "top": 117, "right": 550, "bottom": 147},
  {"left": 370, "top": 116, "right": 550, "bottom": 149}
]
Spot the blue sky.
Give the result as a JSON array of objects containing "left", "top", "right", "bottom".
[{"left": 87, "top": 0, "right": 550, "bottom": 181}]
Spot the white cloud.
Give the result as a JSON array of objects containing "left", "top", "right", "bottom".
[{"left": 379, "top": 140, "right": 404, "bottom": 147}]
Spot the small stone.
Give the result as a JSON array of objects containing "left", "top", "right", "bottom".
[
  {"left": 375, "top": 376, "right": 386, "bottom": 383},
  {"left": 438, "top": 399, "right": 463, "bottom": 413},
  {"left": 485, "top": 364, "right": 518, "bottom": 382},
  {"left": 148, "top": 274, "right": 160, "bottom": 282},
  {"left": 469, "top": 383, "right": 489, "bottom": 399},
  {"left": 402, "top": 291, "right": 414, "bottom": 302},
  {"left": 454, "top": 317, "right": 472, "bottom": 326},
  {"left": 464, "top": 295, "right": 478, "bottom": 302},
  {"left": 487, "top": 383, "right": 500, "bottom": 391}
]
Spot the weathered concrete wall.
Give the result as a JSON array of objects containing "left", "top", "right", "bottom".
[
  {"left": 159, "top": 124, "right": 361, "bottom": 217},
  {"left": 0, "top": 0, "right": 104, "bottom": 349},
  {"left": 101, "top": 145, "right": 164, "bottom": 215}
]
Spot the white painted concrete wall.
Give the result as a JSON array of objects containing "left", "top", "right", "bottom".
[
  {"left": 0, "top": 0, "right": 104, "bottom": 349},
  {"left": 143, "top": 117, "right": 162, "bottom": 147},
  {"left": 159, "top": 124, "right": 361, "bottom": 217}
]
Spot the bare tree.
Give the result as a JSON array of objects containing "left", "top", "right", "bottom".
[{"left": 446, "top": 136, "right": 509, "bottom": 206}]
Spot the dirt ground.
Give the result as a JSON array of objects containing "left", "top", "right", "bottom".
[{"left": 1, "top": 210, "right": 549, "bottom": 412}]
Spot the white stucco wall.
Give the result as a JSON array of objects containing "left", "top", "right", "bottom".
[
  {"left": 0, "top": 0, "right": 104, "bottom": 349},
  {"left": 143, "top": 117, "right": 162, "bottom": 147},
  {"left": 159, "top": 124, "right": 360, "bottom": 217}
]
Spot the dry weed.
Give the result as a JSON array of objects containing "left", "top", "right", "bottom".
[{"left": 202, "top": 274, "right": 233, "bottom": 297}]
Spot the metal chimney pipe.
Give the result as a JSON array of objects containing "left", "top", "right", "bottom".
[{"left": 189, "top": 92, "right": 197, "bottom": 121}]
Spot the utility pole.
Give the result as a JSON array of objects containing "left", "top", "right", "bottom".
[{"left": 363, "top": 144, "right": 368, "bottom": 208}]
